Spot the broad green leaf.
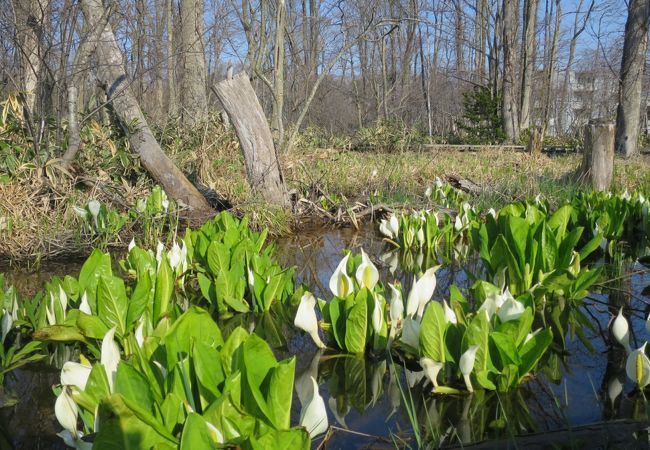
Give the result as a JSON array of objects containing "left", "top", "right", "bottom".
[
  {"left": 97, "top": 276, "right": 128, "bottom": 335},
  {"left": 247, "top": 428, "right": 310, "bottom": 450},
  {"left": 127, "top": 271, "right": 152, "bottom": 330},
  {"left": 328, "top": 297, "right": 346, "bottom": 350},
  {"left": 207, "top": 241, "right": 231, "bottom": 274},
  {"left": 180, "top": 412, "right": 220, "bottom": 449},
  {"left": 154, "top": 256, "right": 174, "bottom": 323},
  {"left": 164, "top": 307, "right": 223, "bottom": 368},
  {"left": 114, "top": 362, "right": 155, "bottom": 414},
  {"left": 344, "top": 289, "right": 368, "bottom": 354},
  {"left": 94, "top": 394, "right": 177, "bottom": 448},
  {"left": 76, "top": 313, "right": 110, "bottom": 339},
  {"left": 519, "top": 328, "right": 553, "bottom": 379},
  {"left": 419, "top": 301, "right": 447, "bottom": 362},
  {"left": 267, "top": 357, "right": 296, "bottom": 429},
  {"left": 78, "top": 250, "right": 112, "bottom": 311}
]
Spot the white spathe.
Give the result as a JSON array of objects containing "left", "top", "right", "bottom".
[
  {"left": 371, "top": 295, "right": 384, "bottom": 334},
  {"left": 413, "top": 266, "right": 440, "bottom": 318},
  {"left": 460, "top": 345, "right": 479, "bottom": 393},
  {"left": 101, "top": 327, "right": 121, "bottom": 392},
  {"left": 329, "top": 253, "right": 353, "bottom": 298},
  {"left": 55, "top": 387, "right": 79, "bottom": 439},
  {"left": 294, "top": 292, "right": 326, "bottom": 349},
  {"left": 443, "top": 300, "right": 457, "bottom": 325},
  {"left": 497, "top": 296, "right": 525, "bottom": 323},
  {"left": 328, "top": 396, "right": 349, "bottom": 429},
  {"left": 612, "top": 307, "right": 631, "bottom": 353},
  {"left": 61, "top": 362, "right": 91, "bottom": 391},
  {"left": 355, "top": 248, "right": 379, "bottom": 290},
  {"left": 168, "top": 241, "right": 183, "bottom": 270},
  {"left": 389, "top": 215, "right": 399, "bottom": 236},
  {"left": 79, "top": 292, "right": 91, "bottom": 315},
  {"left": 420, "top": 357, "right": 444, "bottom": 388},
  {"left": 626, "top": 342, "right": 650, "bottom": 388},
  {"left": 299, "top": 377, "right": 328, "bottom": 438},
  {"left": 379, "top": 220, "right": 394, "bottom": 239}
]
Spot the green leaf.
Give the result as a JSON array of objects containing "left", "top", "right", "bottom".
[
  {"left": 267, "top": 357, "right": 296, "bottom": 429},
  {"left": 114, "top": 362, "right": 155, "bottom": 414},
  {"left": 207, "top": 241, "right": 231, "bottom": 274},
  {"left": 97, "top": 276, "right": 128, "bottom": 335},
  {"left": 419, "top": 302, "right": 448, "bottom": 362},
  {"left": 328, "top": 297, "right": 346, "bottom": 350},
  {"left": 519, "top": 328, "right": 553, "bottom": 379},
  {"left": 489, "top": 332, "right": 520, "bottom": 370},
  {"left": 163, "top": 307, "right": 223, "bottom": 368},
  {"left": 76, "top": 313, "right": 110, "bottom": 339},
  {"left": 94, "top": 394, "right": 177, "bottom": 449},
  {"left": 127, "top": 271, "right": 153, "bottom": 330},
  {"left": 78, "top": 250, "right": 112, "bottom": 312},
  {"left": 154, "top": 256, "right": 174, "bottom": 323},
  {"left": 344, "top": 290, "right": 368, "bottom": 354},
  {"left": 180, "top": 412, "right": 220, "bottom": 449},
  {"left": 247, "top": 428, "right": 310, "bottom": 450}
]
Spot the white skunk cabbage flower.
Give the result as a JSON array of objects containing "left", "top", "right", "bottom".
[
  {"left": 101, "top": 327, "right": 121, "bottom": 392},
  {"left": 622, "top": 189, "right": 631, "bottom": 201},
  {"left": 389, "top": 215, "right": 399, "bottom": 236},
  {"left": 1, "top": 311, "right": 12, "bottom": 343},
  {"left": 299, "top": 376, "right": 328, "bottom": 438},
  {"left": 379, "top": 220, "right": 394, "bottom": 239},
  {"left": 329, "top": 253, "right": 353, "bottom": 298},
  {"left": 626, "top": 342, "right": 650, "bottom": 388},
  {"left": 372, "top": 296, "right": 384, "bottom": 334},
  {"left": 497, "top": 296, "right": 525, "bottom": 323},
  {"left": 460, "top": 345, "right": 479, "bottom": 393},
  {"left": 168, "top": 241, "right": 183, "bottom": 270},
  {"left": 61, "top": 362, "right": 91, "bottom": 391},
  {"left": 294, "top": 292, "right": 326, "bottom": 349},
  {"left": 524, "top": 328, "right": 541, "bottom": 345},
  {"left": 400, "top": 317, "right": 421, "bottom": 349},
  {"left": 87, "top": 199, "right": 101, "bottom": 220},
  {"left": 155, "top": 241, "right": 164, "bottom": 265},
  {"left": 355, "top": 249, "right": 379, "bottom": 290},
  {"left": 415, "top": 266, "right": 440, "bottom": 319},
  {"left": 487, "top": 208, "right": 497, "bottom": 218},
  {"left": 425, "top": 186, "right": 432, "bottom": 197},
  {"left": 55, "top": 387, "right": 80, "bottom": 441},
  {"left": 612, "top": 307, "right": 631, "bottom": 353},
  {"left": 443, "top": 300, "right": 457, "bottom": 325},
  {"left": 454, "top": 214, "right": 463, "bottom": 231},
  {"left": 405, "top": 276, "right": 419, "bottom": 318},
  {"left": 59, "top": 286, "right": 68, "bottom": 312},
  {"left": 128, "top": 238, "right": 136, "bottom": 252},
  {"left": 134, "top": 318, "right": 145, "bottom": 348},
  {"left": 79, "top": 292, "right": 91, "bottom": 315},
  {"left": 389, "top": 284, "right": 403, "bottom": 323},
  {"left": 421, "top": 357, "right": 444, "bottom": 388}
]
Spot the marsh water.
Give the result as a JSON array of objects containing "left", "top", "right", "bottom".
[{"left": 2, "top": 225, "right": 650, "bottom": 449}]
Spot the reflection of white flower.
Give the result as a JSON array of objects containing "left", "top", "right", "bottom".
[
  {"left": 299, "top": 377, "right": 328, "bottom": 438},
  {"left": 612, "top": 307, "right": 631, "bottom": 353}
]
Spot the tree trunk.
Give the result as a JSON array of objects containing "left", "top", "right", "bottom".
[
  {"left": 474, "top": 0, "right": 488, "bottom": 83},
  {"left": 79, "top": 0, "right": 213, "bottom": 220},
  {"left": 180, "top": 0, "right": 208, "bottom": 126},
  {"left": 212, "top": 72, "right": 289, "bottom": 207},
  {"left": 502, "top": 0, "right": 520, "bottom": 142},
  {"left": 271, "top": 0, "right": 286, "bottom": 144},
  {"left": 166, "top": 0, "right": 177, "bottom": 118},
  {"left": 541, "top": 0, "right": 561, "bottom": 139},
  {"left": 14, "top": 0, "right": 46, "bottom": 116},
  {"left": 615, "top": 0, "right": 650, "bottom": 158},
  {"left": 526, "top": 128, "right": 543, "bottom": 156},
  {"left": 520, "top": 0, "right": 539, "bottom": 131},
  {"left": 579, "top": 119, "right": 615, "bottom": 192}
]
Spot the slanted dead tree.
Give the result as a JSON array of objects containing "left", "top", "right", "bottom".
[
  {"left": 79, "top": 0, "right": 214, "bottom": 220},
  {"left": 212, "top": 72, "right": 289, "bottom": 207}
]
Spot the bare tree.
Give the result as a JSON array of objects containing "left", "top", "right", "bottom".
[
  {"left": 502, "top": 0, "right": 520, "bottom": 142},
  {"left": 615, "top": 0, "right": 650, "bottom": 158},
  {"left": 519, "top": 0, "right": 539, "bottom": 131},
  {"left": 180, "top": 0, "right": 208, "bottom": 126}
]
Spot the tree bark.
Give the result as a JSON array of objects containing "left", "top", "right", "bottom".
[
  {"left": 212, "top": 72, "right": 289, "bottom": 207},
  {"left": 502, "top": 0, "right": 520, "bottom": 142},
  {"left": 166, "top": 0, "right": 177, "bottom": 118},
  {"left": 520, "top": 0, "right": 539, "bottom": 131},
  {"left": 271, "top": 0, "right": 286, "bottom": 144},
  {"left": 13, "top": 0, "right": 46, "bottom": 116},
  {"left": 79, "top": 0, "right": 214, "bottom": 220},
  {"left": 579, "top": 119, "right": 615, "bottom": 192},
  {"left": 615, "top": 0, "right": 650, "bottom": 158},
  {"left": 180, "top": 0, "right": 208, "bottom": 126}
]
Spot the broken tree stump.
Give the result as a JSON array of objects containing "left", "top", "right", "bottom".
[
  {"left": 212, "top": 72, "right": 289, "bottom": 207},
  {"left": 526, "top": 128, "right": 542, "bottom": 156},
  {"left": 577, "top": 119, "right": 615, "bottom": 192}
]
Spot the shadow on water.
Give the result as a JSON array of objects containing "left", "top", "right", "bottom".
[{"left": 2, "top": 224, "right": 650, "bottom": 448}]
